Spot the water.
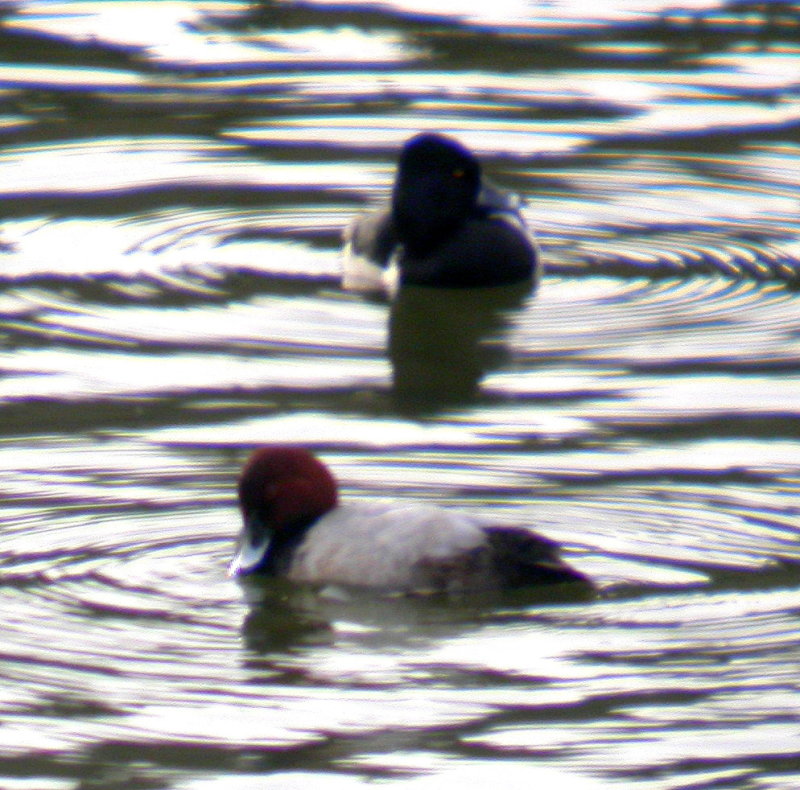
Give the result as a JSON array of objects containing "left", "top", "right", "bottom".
[{"left": 1, "top": 1, "right": 799, "bottom": 788}]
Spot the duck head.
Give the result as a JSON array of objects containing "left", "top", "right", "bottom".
[
  {"left": 230, "top": 446, "right": 338, "bottom": 576},
  {"left": 392, "top": 133, "right": 481, "bottom": 256}
]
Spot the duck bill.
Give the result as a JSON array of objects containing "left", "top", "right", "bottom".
[{"left": 228, "top": 512, "right": 272, "bottom": 577}]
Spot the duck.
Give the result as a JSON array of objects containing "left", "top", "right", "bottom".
[
  {"left": 229, "top": 446, "right": 591, "bottom": 596},
  {"left": 342, "top": 133, "right": 539, "bottom": 294}
]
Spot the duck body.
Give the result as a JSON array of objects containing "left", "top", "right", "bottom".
[
  {"left": 231, "top": 446, "right": 590, "bottom": 596},
  {"left": 343, "top": 133, "right": 539, "bottom": 293}
]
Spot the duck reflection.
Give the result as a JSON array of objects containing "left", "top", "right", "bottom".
[
  {"left": 239, "top": 580, "right": 335, "bottom": 656},
  {"left": 237, "top": 573, "right": 590, "bottom": 662},
  {"left": 389, "top": 281, "right": 532, "bottom": 411},
  {"left": 237, "top": 579, "right": 448, "bottom": 660}
]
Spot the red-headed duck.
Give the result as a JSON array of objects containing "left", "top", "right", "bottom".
[
  {"left": 230, "top": 446, "right": 591, "bottom": 595},
  {"left": 343, "top": 133, "right": 539, "bottom": 293}
]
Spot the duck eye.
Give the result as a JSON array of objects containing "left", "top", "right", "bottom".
[{"left": 452, "top": 168, "right": 465, "bottom": 179}]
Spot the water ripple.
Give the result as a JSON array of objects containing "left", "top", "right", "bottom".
[{"left": 2, "top": 2, "right": 800, "bottom": 788}]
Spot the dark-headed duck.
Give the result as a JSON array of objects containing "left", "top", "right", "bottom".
[
  {"left": 230, "top": 446, "right": 590, "bottom": 596},
  {"left": 343, "top": 133, "right": 539, "bottom": 294}
]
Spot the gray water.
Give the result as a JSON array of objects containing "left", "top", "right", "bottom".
[{"left": 1, "top": 1, "right": 800, "bottom": 788}]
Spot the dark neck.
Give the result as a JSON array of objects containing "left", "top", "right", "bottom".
[{"left": 256, "top": 516, "right": 317, "bottom": 576}]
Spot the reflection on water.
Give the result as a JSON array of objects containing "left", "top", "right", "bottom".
[
  {"left": 1, "top": 0, "right": 800, "bottom": 788},
  {"left": 389, "top": 282, "right": 531, "bottom": 410}
]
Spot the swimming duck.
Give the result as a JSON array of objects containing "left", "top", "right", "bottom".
[
  {"left": 342, "top": 133, "right": 539, "bottom": 293},
  {"left": 230, "top": 446, "right": 590, "bottom": 595}
]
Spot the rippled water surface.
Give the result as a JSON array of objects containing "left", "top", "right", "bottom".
[{"left": 1, "top": 1, "right": 800, "bottom": 788}]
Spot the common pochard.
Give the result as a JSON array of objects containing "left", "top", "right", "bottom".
[{"left": 230, "top": 446, "right": 590, "bottom": 596}]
